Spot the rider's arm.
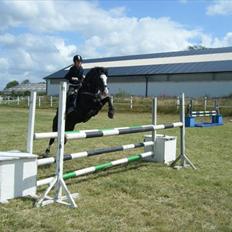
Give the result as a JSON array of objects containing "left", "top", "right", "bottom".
[
  {"left": 65, "top": 67, "right": 79, "bottom": 83},
  {"left": 64, "top": 67, "right": 73, "bottom": 82},
  {"left": 79, "top": 67, "right": 85, "bottom": 81}
]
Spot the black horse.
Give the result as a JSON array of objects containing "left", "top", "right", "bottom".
[{"left": 44, "top": 67, "right": 114, "bottom": 156}]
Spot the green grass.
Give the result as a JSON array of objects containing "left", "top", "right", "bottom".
[{"left": 0, "top": 106, "right": 232, "bottom": 232}]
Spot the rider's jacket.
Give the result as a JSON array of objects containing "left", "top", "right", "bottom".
[{"left": 65, "top": 66, "right": 84, "bottom": 85}]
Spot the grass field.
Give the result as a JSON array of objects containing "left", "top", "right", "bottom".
[{"left": 0, "top": 106, "right": 232, "bottom": 232}]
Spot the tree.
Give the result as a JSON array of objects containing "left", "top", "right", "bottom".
[
  {"left": 21, "top": 79, "right": 30, "bottom": 84},
  {"left": 187, "top": 45, "right": 207, "bottom": 50},
  {"left": 4, "top": 80, "right": 19, "bottom": 90}
]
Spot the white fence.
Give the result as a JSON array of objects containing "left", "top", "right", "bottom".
[{"left": 1, "top": 95, "right": 232, "bottom": 112}]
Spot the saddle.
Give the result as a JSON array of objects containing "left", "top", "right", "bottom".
[{"left": 66, "top": 84, "right": 81, "bottom": 114}]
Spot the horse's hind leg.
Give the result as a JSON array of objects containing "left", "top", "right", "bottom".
[
  {"left": 64, "top": 113, "right": 77, "bottom": 144},
  {"left": 44, "top": 111, "right": 58, "bottom": 157},
  {"left": 44, "top": 138, "right": 55, "bottom": 157}
]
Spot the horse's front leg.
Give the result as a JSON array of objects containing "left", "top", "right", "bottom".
[
  {"left": 101, "top": 96, "right": 114, "bottom": 119},
  {"left": 108, "top": 96, "right": 114, "bottom": 119}
]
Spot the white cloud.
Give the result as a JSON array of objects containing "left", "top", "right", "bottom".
[
  {"left": 207, "top": 0, "right": 232, "bottom": 15},
  {"left": 0, "top": 33, "right": 78, "bottom": 88},
  {"left": 200, "top": 32, "right": 232, "bottom": 47}
]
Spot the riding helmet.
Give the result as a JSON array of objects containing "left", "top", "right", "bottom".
[{"left": 73, "top": 55, "right": 83, "bottom": 62}]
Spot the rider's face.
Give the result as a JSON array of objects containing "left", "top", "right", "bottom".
[{"left": 75, "top": 60, "right": 82, "bottom": 67}]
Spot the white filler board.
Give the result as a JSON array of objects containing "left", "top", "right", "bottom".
[{"left": 0, "top": 151, "right": 37, "bottom": 203}]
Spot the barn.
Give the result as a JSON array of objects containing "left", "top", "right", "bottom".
[{"left": 44, "top": 46, "right": 232, "bottom": 97}]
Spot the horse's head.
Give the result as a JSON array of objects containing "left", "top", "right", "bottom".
[
  {"left": 84, "top": 67, "right": 109, "bottom": 96},
  {"left": 98, "top": 68, "right": 109, "bottom": 96}
]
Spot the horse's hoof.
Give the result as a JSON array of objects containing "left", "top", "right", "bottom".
[
  {"left": 108, "top": 111, "right": 114, "bottom": 119},
  {"left": 42, "top": 153, "right": 49, "bottom": 158},
  {"left": 42, "top": 149, "right": 50, "bottom": 158}
]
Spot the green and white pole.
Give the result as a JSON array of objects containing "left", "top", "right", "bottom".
[{"left": 37, "top": 151, "right": 153, "bottom": 187}]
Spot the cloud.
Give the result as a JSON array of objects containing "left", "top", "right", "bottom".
[
  {"left": 207, "top": 0, "right": 232, "bottom": 15},
  {"left": 79, "top": 16, "right": 200, "bottom": 58},
  {"left": 0, "top": 0, "right": 68, "bottom": 32},
  {"left": 0, "top": 33, "right": 78, "bottom": 87},
  {"left": 200, "top": 32, "right": 232, "bottom": 47}
]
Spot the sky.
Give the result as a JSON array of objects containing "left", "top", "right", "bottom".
[{"left": 1, "top": 0, "right": 232, "bottom": 90}]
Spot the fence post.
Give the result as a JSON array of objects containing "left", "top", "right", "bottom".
[
  {"left": 204, "top": 96, "right": 207, "bottom": 111},
  {"left": 27, "top": 96, "right": 30, "bottom": 107},
  {"left": 50, "top": 96, "right": 53, "bottom": 107},
  {"left": 17, "top": 96, "right": 20, "bottom": 105},
  {"left": 176, "top": 96, "right": 180, "bottom": 110},
  {"left": 38, "top": 96, "right": 41, "bottom": 108},
  {"left": 130, "top": 96, "right": 133, "bottom": 109}
]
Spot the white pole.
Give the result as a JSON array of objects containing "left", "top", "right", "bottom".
[
  {"left": 152, "top": 97, "right": 157, "bottom": 142},
  {"left": 55, "top": 82, "right": 66, "bottom": 199},
  {"left": 130, "top": 96, "right": 133, "bottom": 109},
  {"left": 27, "top": 91, "right": 37, "bottom": 154},
  {"left": 111, "top": 96, "right": 113, "bottom": 104},
  {"left": 17, "top": 96, "right": 20, "bottom": 105},
  {"left": 171, "top": 93, "right": 196, "bottom": 169},
  {"left": 55, "top": 81, "right": 77, "bottom": 207},
  {"left": 180, "top": 93, "right": 186, "bottom": 166},
  {"left": 36, "top": 82, "right": 77, "bottom": 207}
]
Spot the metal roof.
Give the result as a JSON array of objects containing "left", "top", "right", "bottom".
[
  {"left": 44, "top": 47, "right": 232, "bottom": 80},
  {"left": 83, "top": 46, "right": 232, "bottom": 63}
]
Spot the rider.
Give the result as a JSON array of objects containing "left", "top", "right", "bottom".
[{"left": 65, "top": 55, "right": 85, "bottom": 112}]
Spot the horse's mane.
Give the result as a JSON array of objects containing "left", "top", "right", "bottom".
[
  {"left": 85, "top": 67, "right": 108, "bottom": 80},
  {"left": 81, "top": 67, "right": 108, "bottom": 92}
]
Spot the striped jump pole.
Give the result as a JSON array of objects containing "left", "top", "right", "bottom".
[
  {"left": 191, "top": 111, "right": 217, "bottom": 117},
  {"left": 186, "top": 98, "right": 223, "bottom": 127},
  {"left": 37, "top": 141, "right": 155, "bottom": 166},
  {"left": 34, "top": 123, "right": 183, "bottom": 141},
  {"left": 37, "top": 151, "right": 154, "bottom": 187},
  {"left": 66, "top": 123, "right": 183, "bottom": 140}
]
